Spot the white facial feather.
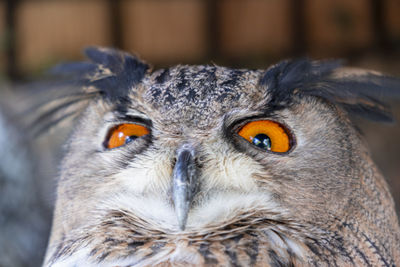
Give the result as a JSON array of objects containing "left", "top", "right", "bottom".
[
  {"left": 200, "top": 151, "right": 261, "bottom": 192},
  {"left": 98, "top": 191, "right": 281, "bottom": 232},
  {"left": 113, "top": 150, "right": 174, "bottom": 194},
  {"left": 97, "top": 137, "right": 268, "bottom": 228}
]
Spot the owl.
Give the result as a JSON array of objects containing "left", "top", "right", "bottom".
[{"left": 39, "top": 47, "right": 400, "bottom": 266}]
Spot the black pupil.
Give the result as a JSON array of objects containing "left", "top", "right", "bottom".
[
  {"left": 125, "top": 135, "right": 138, "bottom": 144},
  {"left": 252, "top": 134, "right": 271, "bottom": 150}
]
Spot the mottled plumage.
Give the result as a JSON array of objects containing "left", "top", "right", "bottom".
[{"left": 42, "top": 47, "right": 400, "bottom": 266}]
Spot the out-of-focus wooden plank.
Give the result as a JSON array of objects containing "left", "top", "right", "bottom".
[
  {"left": 108, "top": 0, "right": 123, "bottom": 48},
  {"left": 305, "top": 0, "right": 373, "bottom": 57},
  {"left": 0, "top": 1, "right": 4, "bottom": 35},
  {"left": 369, "top": 0, "right": 390, "bottom": 51},
  {"left": 16, "top": 0, "right": 112, "bottom": 73},
  {"left": 386, "top": 0, "right": 400, "bottom": 42},
  {"left": 219, "top": 0, "right": 292, "bottom": 59},
  {"left": 122, "top": 0, "right": 206, "bottom": 64},
  {"left": 204, "top": 0, "right": 220, "bottom": 60},
  {"left": 290, "top": 0, "right": 306, "bottom": 57}
]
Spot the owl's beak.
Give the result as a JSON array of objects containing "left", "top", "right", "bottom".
[{"left": 172, "top": 144, "right": 198, "bottom": 231}]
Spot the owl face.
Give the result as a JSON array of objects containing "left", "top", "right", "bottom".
[{"left": 45, "top": 48, "right": 400, "bottom": 266}]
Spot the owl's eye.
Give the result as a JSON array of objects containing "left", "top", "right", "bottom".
[
  {"left": 238, "top": 120, "right": 290, "bottom": 153},
  {"left": 105, "top": 123, "right": 150, "bottom": 149}
]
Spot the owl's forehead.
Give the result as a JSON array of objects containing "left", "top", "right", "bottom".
[{"left": 136, "top": 65, "right": 265, "bottom": 128}]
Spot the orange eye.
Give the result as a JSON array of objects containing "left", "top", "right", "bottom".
[
  {"left": 106, "top": 124, "right": 150, "bottom": 149},
  {"left": 238, "top": 120, "right": 290, "bottom": 153}
]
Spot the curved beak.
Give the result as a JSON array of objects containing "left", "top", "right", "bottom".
[{"left": 172, "top": 144, "right": 198, "bottom": 230}]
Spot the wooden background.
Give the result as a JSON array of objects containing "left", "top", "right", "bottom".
[{"left": 1, "top": 0, "right": 400, "bottom": 76}]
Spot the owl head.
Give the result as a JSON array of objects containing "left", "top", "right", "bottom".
[{"left": 42, "top": 47, "right": 400, "bottom": 266}]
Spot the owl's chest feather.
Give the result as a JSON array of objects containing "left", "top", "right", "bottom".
[
  {"left": 50, "top": 211, "right": 394, "bottom": 267},
  {"left": 52, "top": 225, "right": 308, "bottom": 267}
]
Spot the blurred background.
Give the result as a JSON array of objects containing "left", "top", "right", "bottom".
[{"left": 0, "top": 0, "right": 399, "bottom": 266}]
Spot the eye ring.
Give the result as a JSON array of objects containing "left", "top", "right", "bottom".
[
  {"left": 237, "top": 120, "right": 292, "bottom": 153},
  {"left": 105, "top": 123, "right": 150, "bottom": 149}
]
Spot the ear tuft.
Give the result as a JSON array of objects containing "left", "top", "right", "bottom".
[
  {"left": 26, "top": 47, "right": 149, "bottom": 136},
  {"left": 51, "top": 46, "right": 150, "bottom": 101},
  {"left": 261, "top": 58, "right": 400, "bottom": 122}
]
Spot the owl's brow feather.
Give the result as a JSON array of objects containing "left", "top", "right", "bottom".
[
  {"left": 26, "top": 46, "right": 148, "bottom": 136},
  {"left": 50, "top": 46, "right": 149, "bottom": 102},
  {"left": 29, "top": 94, "right": 96, "bottom": 137},
  {"left": 18, "top": 79, "right": 100, "bottom": 137},
  {"left": 261, "top": 58, "right": 400, "bottom": 122}
]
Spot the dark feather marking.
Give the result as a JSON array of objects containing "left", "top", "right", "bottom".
[
  {"left": 260, "top": 58, "right": 400, "bottom": 122},
  {"left": 198, "top": 67, "right": 217, "bottom": 99},
  {"left": 305, "top": 241, "right": 330, "bottom": 265},
  {"left": 186, "top": 88, "right": 197, "bottom": 102},
  {"left": 198, "top": 243, "right": 219, "bottom": 265},
  {"left": 268, "top": 249, "right": 289, "bottom": 267},
  {"left": 89, "top": 247, "right": 99, "bottom": 257},
  {"left": 164, "top": 91, "right": 176, "bottom": 105},
  {"left": 100, "top": 221, "right": 115, "bottom": 227},
  {"left": 333, "top": 218, "right": 373, "bottom": 265},
  {"left": 260, "top": 59, "right": 341, "bottom": 110},
  {"left": 127, "top": 241, "right": 145, "bottom": 250},
  {"left": 155, "top": 68, "right": 171, "bottom": 84},
  {"left": 314, "top": 237, "right": 338, "bottom": 256},
  {"left": 244, "top": 239, "right": 259, "bottom": 265},
  {"left": 220, "top": 69, "right": 242, "bottom": 88},
  {"left": 330, "top": 233, "right": 354, "bottom": 264},
  {"left": 115, "top": 115, "right": 152, "bottom": 127},
  {"left": 232, "top": 234, "right": 244, "bottom": 243},
  {"left": 50, "top": 233, "right": 66, "bottom": 263},
  {"left": 97, "top": 251, "right": 111, "bottom": 262},
  {"left": 223, "top": 242, "right": 241, "bottom": 267},
  {"left": 362, "top": 233, "right": 391, "bottom": 267},
  {"left": 113, "top": 96, "right": 133, "bottom": 115},
  {"left": 177, "top": 68, "right": 189, "bottom": 92},
  {"left": 103, "top": 237, "right": 123, "bottom": 246},
  {"left": 50, "top": 236, "right": 87, "bottom": 265},
  {"left": 353, "top": 246, "right": 372, "bottom": 267}
]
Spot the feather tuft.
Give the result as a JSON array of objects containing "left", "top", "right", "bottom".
[
  {"left": 261, "top": 58, "right": 400, "bottom": 122},
  {"left": 51, "top": 46, "right": 149, "bottom": 101}
]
